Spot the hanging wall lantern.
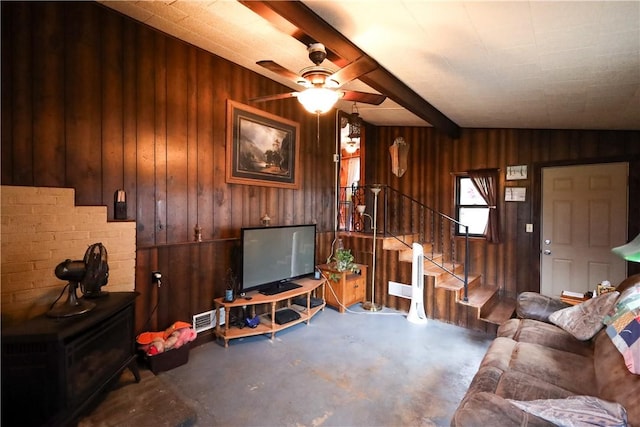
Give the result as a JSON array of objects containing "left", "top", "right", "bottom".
[
  {"left": 348, "top": 102, "right": 361, "bottom": 139},
  {"left": 389, "top": 137, "right": 409, "bottom": 177}
]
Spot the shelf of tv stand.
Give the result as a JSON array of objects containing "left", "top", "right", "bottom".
[{"left": 213, "top": 276, "right": 326, "bottom": 347}]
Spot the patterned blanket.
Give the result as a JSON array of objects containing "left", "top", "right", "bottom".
[{"left": 604, "top": 283, "right": 640, "bottom": 374}]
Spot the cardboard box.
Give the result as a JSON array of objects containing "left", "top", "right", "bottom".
[{"left": 146, "top": 345, "right": 189, "bottom": 374}]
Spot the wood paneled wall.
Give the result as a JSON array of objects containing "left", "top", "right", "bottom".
[
  {"left": 1, "top": 1, "right": 338, "bottom": 336},
  {"left": 366, "top": 126, "right": 640, "bottom": 303},
  {"left": 3, "top": 2, "right": 639, "bottom": 337}
]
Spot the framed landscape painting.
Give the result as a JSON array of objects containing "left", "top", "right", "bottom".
[{"left": 226, "top": 100, "right": 300, "bottom": 189}]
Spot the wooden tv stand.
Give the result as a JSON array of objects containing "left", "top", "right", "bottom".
[{"left": 213, "top": 276, "right": 326, "bottom": 347}]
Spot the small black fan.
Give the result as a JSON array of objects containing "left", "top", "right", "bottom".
[
  {"left": 81, "top": 242, "right": 109, "bottom": 298},
  {"left": 47, "top": 243, "right": 109, "bottom": 318}
]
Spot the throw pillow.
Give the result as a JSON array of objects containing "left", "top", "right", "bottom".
[
  {"left": 603, "top": 283, "right": 640, "bottom": 374},
  {"left": 508, "top": 395, "right": 627, "bottom": 427},
  {"left": 549, "top": 291, "right": 619, "bottom": 340}
]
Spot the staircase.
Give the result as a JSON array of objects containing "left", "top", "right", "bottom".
[
  {"left": 341, "top": 184, "right": 515, "bottom": 327},
  {"left": 386, "top": 236, "right": 515, "bottom": 325}
]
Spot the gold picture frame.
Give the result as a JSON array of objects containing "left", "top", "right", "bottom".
[{"left": 226, "top": 100, "right": 300, "bottom": 189}]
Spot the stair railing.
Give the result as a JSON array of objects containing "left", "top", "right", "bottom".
[{"left": 340, "top": 184, "right": 470, "bottom": 302}]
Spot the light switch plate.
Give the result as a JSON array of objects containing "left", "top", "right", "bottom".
[{"left": 525, "top": 223, "right": 533, "bottom": 233}]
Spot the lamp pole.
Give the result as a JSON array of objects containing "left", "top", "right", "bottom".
[{"left": 362, "top": 186, "right": 382, "bottom": 312}]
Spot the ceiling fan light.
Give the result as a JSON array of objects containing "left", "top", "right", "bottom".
[{"left": 297, "top": 87, "right": 340, "bottom": 114}]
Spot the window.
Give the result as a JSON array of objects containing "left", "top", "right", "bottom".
[{"left": 455, "top": 175, "right": 489, "bottom": 236}]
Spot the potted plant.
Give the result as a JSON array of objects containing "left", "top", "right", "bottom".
[{"left": 329, "top": 248, "right": 359, "bottom": 281}]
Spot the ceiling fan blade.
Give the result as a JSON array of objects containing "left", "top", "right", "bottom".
[
  {"left": 341, "top": 91, "right": 386, "bottom": 105},
  {"left": 249, "top": 92, "right": 298, "bottom": 103},
  {"left": 257, "top": 60, "right": 303, "bottom": 83},
  {"left": 329, "top": 56, "right": 378, "bottom": 86}
]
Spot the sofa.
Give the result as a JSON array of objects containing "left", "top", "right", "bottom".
[{"left": 452, "top": 275, "right": 640, "bottom": 426}]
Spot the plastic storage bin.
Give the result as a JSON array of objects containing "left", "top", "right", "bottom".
[{"left": 146, "top": 345, "right": 190, "bottom": 374}]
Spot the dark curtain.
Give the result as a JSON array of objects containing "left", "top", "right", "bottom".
[{"left": 468, "top": 168, "right": 501, "bottom": 244}]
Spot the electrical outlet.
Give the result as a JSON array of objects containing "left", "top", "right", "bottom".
[{"left": 151, "top": 271, "right": 162, "bottom": 286}]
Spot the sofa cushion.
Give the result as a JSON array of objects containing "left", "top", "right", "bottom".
[
  {"left": 516, "top": 291, "right": 570, "bottom": 322},
  {"left": 477, "top": 336, "right": 518, "bottom": 372},
  {"left": 463, "top": 365, "right": 574, "bottom": 401},
  {"left": 452, "top": 392, "right": 556, "bottom": 427},
  {"left": 498, "top": 318, "right": 593, "bottom": 357},
  {"left": 479, "top": 337, "right": 596, "bottom": 395},
  {"left": 549, "top": 291, "right": 619, "bottom": 340},
  {"left": 507, "top": 341, "right": 596, "bottom": 395},
  {"left": 495, "top": 370, "right": 574, "bottom": 401},
  {"left": 508, "top": 395, "right": 627, "bottom": 427},
  {"left": 462, "top": 365, "right": 504, "bottom": 397}
]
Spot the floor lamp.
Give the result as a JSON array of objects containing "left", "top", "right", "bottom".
[
  {"left": 612, "top": 232, "right": 640, "bottom": 262},
  {"left": 357, "top": 186, "right": 383, "bottom": 312}
]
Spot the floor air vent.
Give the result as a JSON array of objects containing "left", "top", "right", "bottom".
[{"left": 193, "top": 308, "right": 223, "bottom": 333}]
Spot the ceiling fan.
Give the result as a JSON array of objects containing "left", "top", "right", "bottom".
[{"left": 250, "top": 43, "right": 386, "bottom": 114}]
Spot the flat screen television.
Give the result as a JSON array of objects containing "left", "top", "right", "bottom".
[{"left": 240, "top": 224, "right": 316, "bottom": 294}]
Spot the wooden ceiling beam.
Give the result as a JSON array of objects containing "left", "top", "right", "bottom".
[{"left": 240, "top": 0, "right": 461, "bottom": 139}]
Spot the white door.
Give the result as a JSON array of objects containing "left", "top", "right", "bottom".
[{"left": 541, "top": 163, "right": 628, "bottom": 297}]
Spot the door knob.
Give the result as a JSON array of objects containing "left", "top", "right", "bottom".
[{"left": 544, "top": 250, "right": 552, "bottom": 255}]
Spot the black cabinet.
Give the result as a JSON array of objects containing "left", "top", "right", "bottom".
[{"left": 2, "top": 292, "right": 139, "bottom": 427}]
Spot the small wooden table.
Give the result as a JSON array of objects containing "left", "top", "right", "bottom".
[
  {"left": 560, "top": 290, "right": 590, "bottom": 306},
  {"left": 318, "top": 263, "right": 367, "bottom": 313}
]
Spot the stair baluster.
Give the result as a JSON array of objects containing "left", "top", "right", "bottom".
[{"left": 339, "top": 184, "right": 515, "bottom": 326}]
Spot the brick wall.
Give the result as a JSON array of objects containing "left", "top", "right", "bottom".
[{"left": 1, "top": 186, "right": 136, "bottom": 324}]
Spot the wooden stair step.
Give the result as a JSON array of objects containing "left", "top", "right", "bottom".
[
  {"left": 436, "top": 274, "right": 481, "bottom": 293},
  {"left": 423, "top": 262, "right": 464, "bottom": 278},
  {"left": 398, "top": 249, "right": 441, "bottom": 263},
  {"left": 457, "top": 285, "right": 498, "bottom": 308},
  {"left": 435, "top": 275, "right": 465, "bottom": 292},
  {"left": 382, "top": 235, "right": 417, "bottom": 250},
  {"left": 480, "top": 297, "right": 516, "bottom": 325},
  {"left": 454, "top": 275, "right": 482, "bottom": 301},
  {"left": 386, "top": 240, "right": 434, "bottom": 254}
]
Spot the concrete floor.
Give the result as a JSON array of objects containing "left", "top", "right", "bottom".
[
  {"left": 82, "top": 304, "right": 493, "bottom": 427},
  {"left": 78, "top": 368, "right": 197, "bottom": 427}
]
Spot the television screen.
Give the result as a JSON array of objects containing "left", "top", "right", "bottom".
[{"left": 240, "top": 224, "right": 316, "bottom": 293}]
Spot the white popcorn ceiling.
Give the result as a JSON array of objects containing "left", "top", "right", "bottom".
[{"left": 99, "top": 0, "right": 639, "bottom": 130}]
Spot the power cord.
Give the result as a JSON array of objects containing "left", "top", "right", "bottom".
[
  {"left": 137, "top": 275, "right": 166, "bottom": 336},
  {"left": 326, "top": 235, "right": 338, "bottom": 265},
  {"left": 48, "top": 282, "right": 71, "bottom": 311}
]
